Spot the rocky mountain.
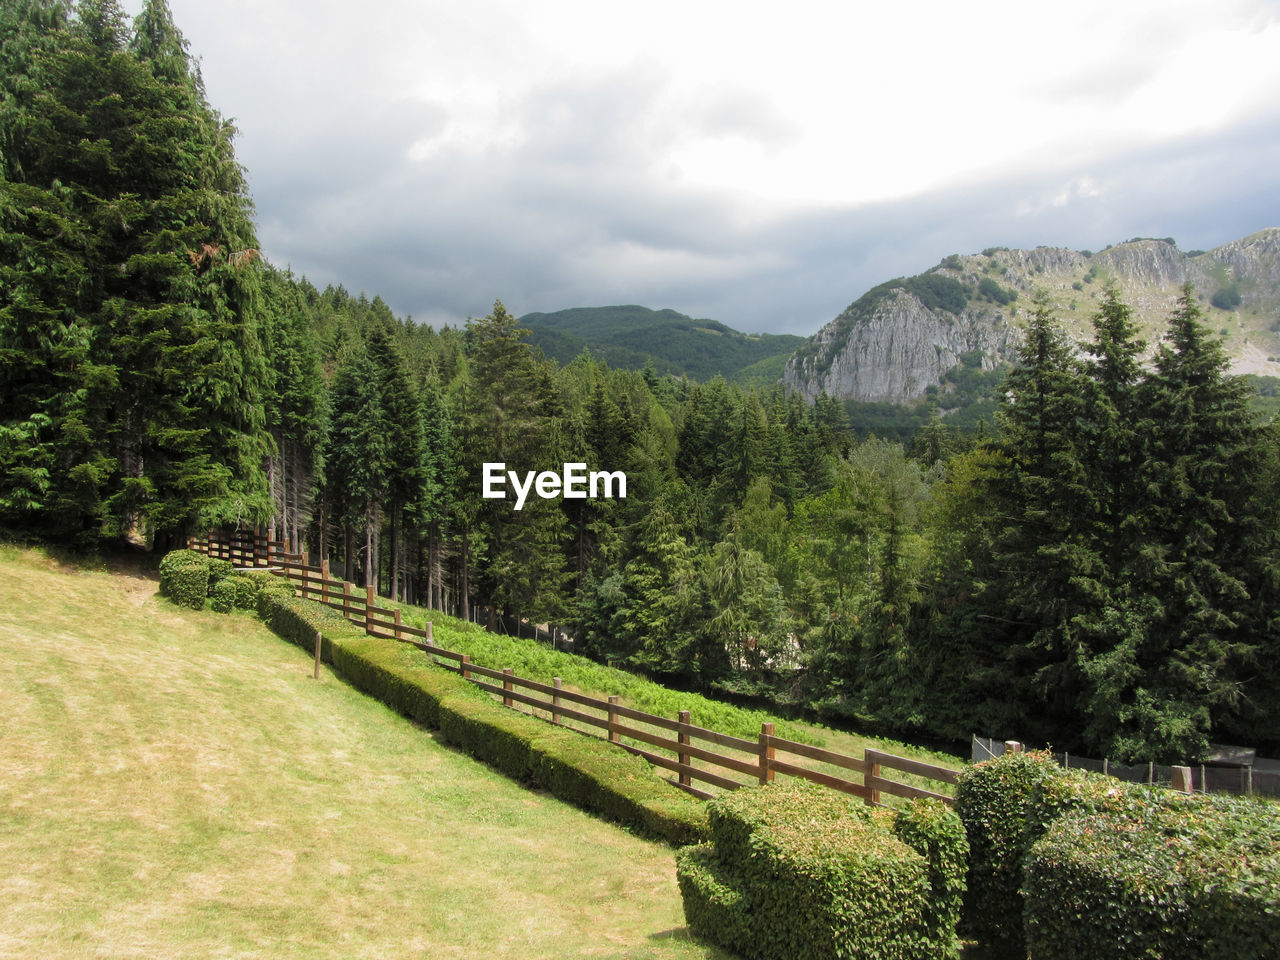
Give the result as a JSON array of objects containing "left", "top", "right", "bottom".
[
  {"left": 519, "top": 305, "right": 804, "bottom": 385},
  {"left": 783, "top": 229, "right": 1280, "bottom": 405}
]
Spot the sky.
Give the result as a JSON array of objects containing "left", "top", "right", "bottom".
[{"left": 133, "top": 0, "right": 1280, "bottom": 337}]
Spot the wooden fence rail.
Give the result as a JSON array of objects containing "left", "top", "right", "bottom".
[{"left": 188, "top": 529, "right": 960, "bottom": 806}]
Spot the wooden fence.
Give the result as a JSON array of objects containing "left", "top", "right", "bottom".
[{"left": 188, "top": 529, "right": 960, "bottom": 807}]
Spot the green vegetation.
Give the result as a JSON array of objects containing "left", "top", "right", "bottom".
[
  {"left": 956, "top": 752, "right": 1280, "bottom": 960},
  {"left": 519, "top": 305, "right": 803, "bottom": 385},
  {"left": 677, "top": 781, "right": 967, "bottom": 959},
  {"left": 1212, "top": 283, "right": 1243, "bottom": 309},
  {"left": 954, "top": 751, "right": 1061, "bottom": 958},
  {"left": 399, "top": 603, "right": 817, "bottom": 745},
  {"left": 0, "top": 546, "right": 714, "bottom": 958},
  {"left": 5, "top": 1, "right": 1279, "bottom": 775},
  {"left": 976, "top": 276, "right": 1016, "bottom": 305}
]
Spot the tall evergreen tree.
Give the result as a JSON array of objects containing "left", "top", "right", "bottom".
[{"left": 1, "top": 0, "right": 269, "bottom": 545}]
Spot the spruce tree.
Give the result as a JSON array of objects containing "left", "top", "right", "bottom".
[{"left": 1, "top": 0, "right": 269, "bottom": 544}]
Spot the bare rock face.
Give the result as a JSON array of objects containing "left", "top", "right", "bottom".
[
  {"left": 784, "top": 290, "right": 1016, "bottom": 404},
  {"left": 783, "top": 229, "right": 1280, "bottom": 404}
]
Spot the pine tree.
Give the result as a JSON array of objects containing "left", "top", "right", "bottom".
[
  {"left": 1087, "top": 286, "right": 1278, "bottom": 759},
  {"left": 1, "top": 0, "right": 269, "bottom": 544}
]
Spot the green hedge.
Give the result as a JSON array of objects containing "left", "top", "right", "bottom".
[
  {"left": 953, "top": 750, "right": 1061, "bottom": 959},
  {"left": 1024, "top": 791, "right": 1280, "bottom": 960},
  {"left": 256, "top": 588, "right": 708, "bottom": 846},
  {"left": 680, "top": 780, "right": 965, "bottom": 960},
  {"left": 892, "top": 798, "right": 969, "bottom": 959},
  {"left": 158, "top": 549, "right": 212, "bottom": 609},
  {"left": 675, "top": 843, "right": 754, "bottom": 958}
]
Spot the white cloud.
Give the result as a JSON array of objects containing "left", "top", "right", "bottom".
[{"left": 130, "top": 0, "right": 1280, "bottom": 334}]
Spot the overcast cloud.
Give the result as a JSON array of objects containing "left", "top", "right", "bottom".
[{"left": 133, "top": 0, "right": 1280, "bottom": 336}]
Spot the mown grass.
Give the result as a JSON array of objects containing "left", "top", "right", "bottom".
[{"left": 0, "top": 547, "right": 726, "bottom": 959}]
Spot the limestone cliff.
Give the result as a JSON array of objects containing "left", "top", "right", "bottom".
[{"left": 784, "top": 229, "right": 1280, "bottom": 404}]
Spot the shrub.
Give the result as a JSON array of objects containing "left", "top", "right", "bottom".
[
  {"left": 209, "top": 578, "right": 238, "bottom": 613},
  {"left": 1024, "top": 793, "right": 1280, "bottom": 959},
  {"left": 207, "top": 573, "right": 260, "bottom": 613},
  {"left": 1211, "top": 285, "right": 1242, "bottom": 310},
  {"left": 158, "top": 549, "right": 211, "bottom": 610},
  {"left": 681, "top": 780, "right": 961, "bottom": 960},
  {"left": 892, "top": 798, "right": 968, "bottom": 959},
  {"left": 676, "top": 844, "right": 754, "bottom": 957},
  {"left": 978, "top": 276, "right": 1016, "bottom": 305},
  {"left": 206, "top": 557, "right": 235, "bottom": 590},
  {"left": 953, "top": 750, "right": 1061, "bottom": 958}
]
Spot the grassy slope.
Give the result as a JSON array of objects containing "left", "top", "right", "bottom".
[
  {"left": 0, "top": 547, "right": 723, "bottom": 960},
  {"left": 401, "top": 605, "right": 966, "bottom": 780}
]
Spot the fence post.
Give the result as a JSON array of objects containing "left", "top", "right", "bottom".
[
  {"left": 552, "top": 678, "right": 562, "bottom": 725},
  {"left": 608, "top": 695, "right": 620, "bottom": 743},
  {"left": 866, "top": 748, "right": 882, "bottom": 806},
  {"left": 313, "top": 630, "right": 322, "bottom": 680},
  {"left": 393, "top": 608, "right": 402, "bottom": 640},
  {"left": 678, "top": 710, "right": 692, "bottom": 787},
  {"left": 321, "top": 559, "right": 330, "bottom": 603},
  {"left": 759, "top": 722, "right": 775, "bottom": 785},
  {"left": 461, "top": 654, "right": 471, "bottom": 680},
  {"left": 366, "top": 583, "right": 375, "bottom": 632},
  {"left": 502, "top": 668, "right": 514, "bottom": 707},
  {"left": 342, "top": 581, "right": 351, "bottom": 619},
  {"left": 425, "top": 621, "right": 434, "bottom": 644},
  {"left": 1171, "top": 766, "right": 1194, "bottom": 794}
]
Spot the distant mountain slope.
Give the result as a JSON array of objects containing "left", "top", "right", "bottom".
[
  {"left": 519, "top": 305, "right": 804, "bottom": 384},
  {"left": 784, "top": 229, "right": 1280, "bottom": 404}
]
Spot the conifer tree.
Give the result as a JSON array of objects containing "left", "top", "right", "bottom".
[{"left": 1, "top": 0, "right": 269, "bottom": 544}]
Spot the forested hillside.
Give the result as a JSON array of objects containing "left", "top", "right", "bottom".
[
  {"left": 3, "top": 1, "right": 1279, "bottom": 766},
  {"left": 518, "top": 305, "right": 804, "bottom": 385}
]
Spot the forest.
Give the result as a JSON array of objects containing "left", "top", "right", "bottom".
[{"left": 3, "top": 0, "right": 1279, "bottom": 765}]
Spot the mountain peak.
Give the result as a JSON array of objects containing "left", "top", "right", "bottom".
[{"left": 783, "top": 229, "right": 1280, "bottom": 404}]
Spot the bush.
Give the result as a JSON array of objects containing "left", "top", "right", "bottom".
[
  {"left": 953, "top": 750, "right": 1061, "bottom": 959},
  {"left": 681, "top": 780, "right": 963, "bottom": 960},
  {"left": 1024, "top": 793, "right": 1280, "bottom": 959},
  {"left": 207, "top": 573, "right": 260, "bottom": 613},
  {"left": 1211, "top": 285, "right": 1242, "bottom": 310},
  {"left": 206, "top": 557, "right": 235, "bottom": 590},
  {"left": 892, "top": 799, "right": 968, "bottom": 959},
  {"left": 158, "top": 549, "right": 211, "bottom": 610},
  {"left": 676, "top": 844, "right": 754, "bottom": 957},
  {"left": 209, "top": 578, "right": 238, "bottom": 613}
]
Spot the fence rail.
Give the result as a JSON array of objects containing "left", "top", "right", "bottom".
[{"left": 188, "top": 529, "right": 960, "bottom": 807}]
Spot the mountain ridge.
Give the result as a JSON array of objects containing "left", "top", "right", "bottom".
[
  {"left": 783, "top": 228, "right": 1280, "bottom": 404},
  {"left": 518, "top": 304, "right": 804, "bottom": 385}
]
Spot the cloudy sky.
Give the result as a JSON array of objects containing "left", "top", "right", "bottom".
[{"left": 135, "top": 0, "right": 1280, "bottom": 336}]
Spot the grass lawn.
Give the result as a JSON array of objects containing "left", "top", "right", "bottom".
[{"left": 0, "top": 546, "right": 725, "bottom": 959}]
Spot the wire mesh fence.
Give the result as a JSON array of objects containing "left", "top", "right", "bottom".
[{"left": 972, "top": 736, "right": 1279, "bottom": 797}]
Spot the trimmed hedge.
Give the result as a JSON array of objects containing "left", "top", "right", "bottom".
[
  {"left": 1024, "top": 790, "right": 1280, "bottom": 960},
  {"left": 676, "top": 843, "right": 754, "bottom": 958},
  {"left": 953, "top": 749, "right": 1061, "bottom": 959},
  {"left": 893, "top": 798, "right": 969, "bottom": 959},
  {"left": 256, "top": 586, "right": 708, "bottom": 846},
  {"left": 958, "top": 752, "right": 1280, "bottom": 959},
  {"left": 680, "top": 780, "right": 966, "bottom": 960},
  {"left": 158, "top": 549, "right": 212, "bottom": 609}
]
